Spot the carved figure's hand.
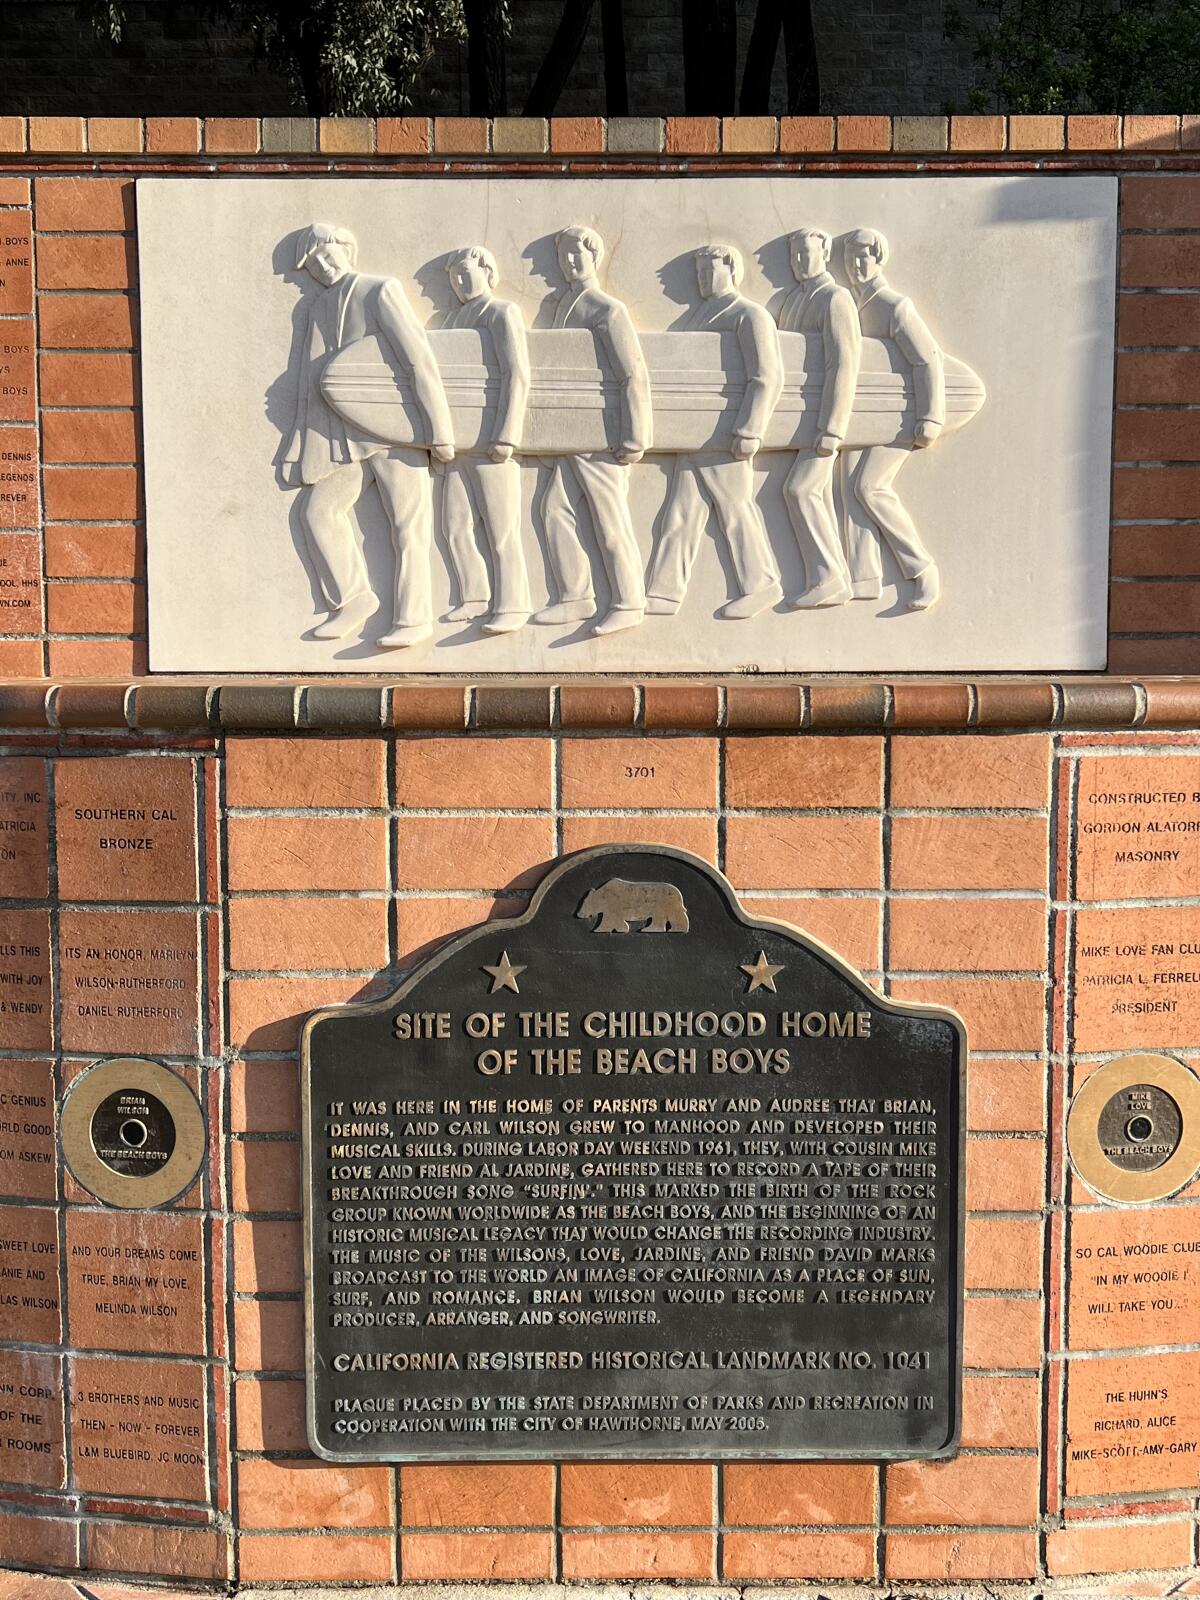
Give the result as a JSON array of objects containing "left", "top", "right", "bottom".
[
  {"left": 615, "top": 445, "right": 644, "bottom": 466},
  {"left": 815, "top": 432, "right": 840, "bottom": 458},
  {"left": 734, "top": 434, "right": 760, "bottom": 459},
  {"left": 914, "top": 420, "right": 942, "bottom": 450},
  {"left": 490, "top": 442, "right": 514, "bottom": 463},
  {"left": 431, "top": 442, "right": 456, "bottom": 464}
]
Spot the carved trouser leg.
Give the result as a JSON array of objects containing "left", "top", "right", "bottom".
[
  {"left": 371, "top": 448, "right": 434, "bottom": 628},
  {"left": 839, "top": 449, "right": 882, "bottom": 590},
  {"left": 469, "top": 458, "right": 531, "bottom": 616},
  {"left": 848, "top": 445, "right": 933, "bottom": 580},
  {"left": 784, "top": 450, "right": 852, "bottom": 593},
  {"left": 570, "top": 453, "right": 645, "bottom": 612},
  {"left": 540, "top": 458, "right": 595, "bottom": 605},
  {"left": 301, "top": 462, "right": 370, "bottom": 608},
  {"left": 696, "top": 455, "right": 779, "bottom": 598},
  {"left": 645, "top": 456, "right": 706, "bottom": 606},
  {"left": 441, "top": 463, "right": 490, "bottom": 608}
]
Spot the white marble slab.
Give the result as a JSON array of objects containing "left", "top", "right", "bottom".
[{"left": 138, "top": 174, "right": 1117, "bottom": 672}]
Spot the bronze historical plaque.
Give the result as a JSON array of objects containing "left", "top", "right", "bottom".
[{"left": 302, "top": 846, "right": 965, "bottom": 1462}]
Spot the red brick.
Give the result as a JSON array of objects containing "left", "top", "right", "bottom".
[
  {"left": 741, "top": 895, "right": 881, "bottom": 973},
  {"left": 234, "top": 1298, "right": 304, "bottom": 1372},
  {"left": 886, "top": 1454, "right": 1039, "bottom": 1526},
  {"left": 401, "top": 1464, "right": 554, "bottom": 1526},
  {"left": 395, "top": 736, "right": 551, "bottom": 809},
  {"left": 396, "top": 814, "right": 552, "bottom": 890},
  {"left": 44, "top": 522, "right": 139, "bottom": 578},
  {"left": 890, "top": 814, "right": 1047, "bottom": 890},
  {"left": 1008, "top": 114, "right": 1064, "bottom": 150},
  {"left": 41, "top": 410, "right": 138, "bottom": 464},
  {"left": 231, "top": 1139, "right": 301, "bottom": 1214},
  {"left": 237, "top": 1458, "right": 392, "bottom": 1530},
  {"left": 665, "top": 116, "right": 719, "bottom": 154},
  {"left": 1116, "top": 409, "right": 1200, "bottom": 462},
  {"left": 47, "top": 637, "right": 145, "bottom": 676},
  {"left": 559, "top": 684, "right": 637, "bottom": 727},
  {"left": 47, "top": 579, "right": 142, "bottom": 633},
  {"left": 886, "top": 1531, "right": 1037, "bottom": 1581},
  {"left": 395, "top": 894, "right": 524, "bottom": 963},
  {"left": 39, "top": 351, "right": 136, "bottom": 406},
  {"left": 235, "top": 1376, "right": 307, "bottom": 1453},
  {"left": 228, "top": 896, "right": 387, "bottom": 971},
  {"left": 890, "top": 897, "right": 1045, "bottom": 973},
  {"left": 560, "top": 1463, "right": 713, "bottom": 1526},
  {"left": 146, "top": 116, "right": 201, "bottom": 154},
  {"left": 1111, "top": 579, "right": 1200, "bottom": 631},
  {"left": 238, "top": 1532, "right": 393, "bottom": 1584},
  {"left": 1111, "top": 525, "right": 1200, "bottom": 576},
  {"left": 27, "top": 117, "right": 85, "bottom": 152},
  {"left": 724, "top": 1463, "right": 875, "bottom": 1525},
  {"left": 376, "top": 117, "right": 431, "bottom": 155},
  {"left": 966, "top": 1139, "right": 1044, "bottom": 1213},
  {"left": 1110, "top": 636, "right": 1200, "bottom": 672},
  {"left": 560, "top": 812, "right": 717, "bottom": 860},
  {"left": 38, "top": 293, "right": 135, "bottom": 350},
  {"left": 1123, "top": 235, "right": 1200, "bottom": 288},
  {"left": 1124, "top": 114, "right": 1179, "bottom": 151},
  {"left": 0, "top": 120, "right": 26, "bottom": 155},
  {"left": 230, "top": 1056, "right": 301, "bottom": 1133},
  {"left": 204, "top": 118, "right": 260, "bottom": 154},
  {"left": 965, "top": 1216, "right": 1043, "bottom": 1289},
  {"left": 228, "top": 975, "right": 363, "bottom": 1051},
  {"left": 891, "top": 733, "right": 1049, "bottom": 807},
  {"left": 0, "top": 534, "right": 41, "bottom": 632},
  {"left": 0, "top": 215, "right": 33, "bottom": 314},
  {"left": 34, "top": 177, "right": 133, "bottom": 232},
  {"left": 1119, "top": 291, "right": 1200, "bottom": 346},
  {"left": 561, "top": 735, "right": 716, "bottom": 808},
  {"left": 726, "top": 734, "right": 882, "bottom": 807},
  {"left": 962, "top": 1373, "right": 1041, "bottom": 1449},
  {"left": 226, "top": 735, "right": 385, "bottom": 808},
  {"left": 42, "top": 466, "right": 138, "bottom": 522},
  {"left": 551, "top": 117, "right": 603, "bottom": 154},
  {"left": 86, "top": 116, "right": 143, "bottom": 153},
  {"left": 1046, "top": 1518, "right": 1193, "bottom": 1577},
  {"left": 1067, "top": 114, "right": 1120, "bottom": 150},
  {"left": 67, "top": 1209, "right": 203, "bottom": 1354},
  {"left": 401, "top": 1532, "right": 553, "bottom": 1580},
  {"left": 233, "top": 1218, "right": 301, "bottom": 1294},
  {"left": 726, "top": 814, "right": 881, "bottom": 889},
  {"left": 0, "top": 639, "right": 42, "bottom": 675},
  {"left": 1117, "top": 353, "right": 1200, "bottom": 406},
  {"left": 36, "top": 233, "right": 135, "bottom": 290},
  {"left": 964, "top": 1296, "right": 1043, "bottom": 1369},
  {"left": 1123, "top": 176, "right": 1200, "bottom": 229},
  {"left": 836, "top": 115, "right": 890, "bottom": 151},
  {"left": 0, "top": 179, "right": 29, "bottom": 204},
  {"left": 779, "top": 116, "right": 834, "bottom": 152},
  {"left": 722, "top": 1531, "right": 875, "bottom": 1580},
  {"left": 1113, "top": 465, "right": 1200, "bottom": 517},
  {"left": 950, "top": 115, "right": 1005, "bottom": 151},
  {"left": 434, "top": 117, "right": 488, "bottom": 153},
  {"left": 88, "top": 1519, "right": 228, "bottom": 1581},
  {"left": 227, "top": 814, "right": 387, "bottom": 891},
  {"left": 0, "top": 1508, "right": 78, "bottom": 1572},
  {"left": 893, "top": 975, "right": 1045, "bottom": 1051},
  {"left": 564, "top": 1531, "right": 715, "bottom": 1580}
]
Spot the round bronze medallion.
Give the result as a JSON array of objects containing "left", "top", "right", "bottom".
[
  {"left": 61, "top": 1058, "right": 205, "bottom": 1209},
  {"left": 1067, "top": 1054, "right": 1200, "bottom": 1204}
]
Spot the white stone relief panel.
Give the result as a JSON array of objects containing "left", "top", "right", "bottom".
[{"left": 138, "top": 175, "right": 1116, "bottom": 672}]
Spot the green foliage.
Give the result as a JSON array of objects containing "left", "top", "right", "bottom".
[
  {"left": 80, "top": 0, "right": 482, "bottom": 113},
  {"left": 946, "top": 0, "right": 1200, "bottom": 112}
]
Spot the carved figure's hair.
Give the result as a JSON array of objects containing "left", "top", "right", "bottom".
[
  {"left": 448, "top": 244, "right": 499, "bottom": 287},
  {"left": 557, "top": 224, "right": 604, "bottom": 266},
  {"left": 846, "top": 227, "right": 889, "bottom": 266},
  {"left": 695, "top": 243, "right": 745, "bottom": 285},
  {"left": 295, "top": 222, "right": 358, "bottom": 270},
  {"left": 791, "top": 227, "right": 832, "bottom": 262}
]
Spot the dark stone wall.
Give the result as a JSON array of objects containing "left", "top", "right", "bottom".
[{"left": 0, "top": 0, "right": 983, "bottom": 117}]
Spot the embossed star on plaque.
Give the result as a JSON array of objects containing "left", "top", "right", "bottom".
[
  {"left": 741, "top": 950, "right": 784, "bottom": 993},
  {"left": 481, "top": 950, "right": 526, "bottom": 994}
]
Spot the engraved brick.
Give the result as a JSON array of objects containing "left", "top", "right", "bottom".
[
  {"left": 401, "top": 1531, "right": 553, "bottom": 1580},
  {"left": 0, "top": 318, "right": 36, "bottom": 421},
  {"left": 740, "top": 896, "right": 881, "bottom": 974},
  {"left": 0, "top": 1058, "right": 56, "bottom": 1199},
  {"left": 1068, "top": 1206, "right": 1199, "bottom": 1350},
  {"left": 47, "top": 577, "right": 143, "bottom": 634},
  {"left": 723, "top": 1462, "right": 874, "bottom": 1524},
  {"left": 1066, "top": 1351, "right": 1200, "bottom": 1496},
  {"left": 0, "top": 431, "right": 39, "bottom": 528},
  {"left": 962, "top": 1373, "right": 1040, "bottom": 1449},
  {"left": 0, "top": 1202, "right": 60, "bottom": 1341},
  {"left": 560, "top": 812, "right": 717, "bottom": 861},
  {"left": 34, "top": 177, "right": 133, "bottom": 233},
  {"left": 560, "top": 1462, "right": 713, "bottom": 1526},
  {"left": 891, "top": 976, "right": 1045, "bottom": 1051},
  {"left": 230, "top": 1057, "right": 301, "bottom": 1133},
  {"left": 227, "top": 815, "right": 387, "bottom": 892},
  {"left": 891, "top": 733, "right": 1050, "bottom": 808},
  {"left": 726, "top": 735, "right": 883, "bottom": 807},
  {"left": 1075, "top": 754, "right": 1200, "bottom": 899},
  {"left": 1046, "top": 1517, "right": 1193, "bottom": 1576},
  {"left": 1074, "top": 905, "right": 1200, "bottom": 1049},
  {"left": 234, "top": 1297, "right": 304, "bottom": 1373},
  {"left": 563, "top": 1531, "right": 715, "bottom": 1580},
  {"left": 968, "top": 1059, "right": 1044, "bottom": 1132},
  {"left": 229, "top": 896, "right": 387, "bottom": 972},
  {"left": 234, "top": 1376, "right": 306, "bottom": 1453},
  {"left": 70, "top": 1354, "right": 207, "bottom": 1501},
  {"left": 66, "top": 1208, "right": 205, "bottom": 1355},
  {"left": 561, "top": 736, "right": 716, "bottom": 809},
  {"left": 891, "top": 815, "right": 1048, "bottom": 890},
  {"left": 0, "top": 908, "right": 52, "bottom": 1049},
  {"left": 36, "top": 234, "right": 135, "bottom": 291},
  {"left": 239, "top": 1532, "right": 394, "bottom": 1583},
  {"left": 58, "top": 908, "right": 199, "bottom": 1055},
  {"left": 0, "top": 1348, "right": 64, "bottom": 1486},
  {"left": 886, "top": 1531, "right": 1037, "bottom": 1581},
  {"left": 231, "top": 1139, "right": 300, "bottom": 1215},
  {"left": 966, "top": 1139, "right": 1044, "bottom": 1213},
  {"left": 396, "top": 815, "right": 553, "bottom": 891},
  {"left": 237, "top": 1457, "right": 392, "bottom": 1529},
  {"left": 890, "top": 897, "right": 1045, "bottom": 973},
  {"left": 228, "top": 975, "right": 363, "bottom": 1051},
  {"left": 722, "top": 1531, "right": 875, "bottom": 1580},
  {"left": 233, "top": 1219, "right": 301, "bottom": 1294},
  {"left": 55, "top": 756, "right": 196, "bottom": 903},
  {"left": 0, "top": 536, "right": 41, "bottom": 631},
  {"left": 725, "top": 815, "right": 882, "bottom": 890},
  {"left": 39, "top": 294, "right": 135, "bottom": 349},
  {"left": 964, "top": 1296, "right": 1043, "bottom": 1369},
  {"left": 0, "top": 756, "right": 48, "bottom": 895},
  {"left": 396, "top": 737, "right": 551, "bottom": 809},
  {"left": 401, "top": 1463, "right": 554, "bottom": 1526},
  {"left": 87, "top": 1519, "right": 228, "bottom": 1583},
  {"left": 226, "top": 736, "right": 385, "bottom": 808},
  {"left": 886, "top": 1454, "right": 1039, "bottom": 1526},
  {"left": 966, "top": 1216, "right": 1042, "bottom": 1290},
  {"left": 0, "top": 214, "right": 34, "bottom": 313}
]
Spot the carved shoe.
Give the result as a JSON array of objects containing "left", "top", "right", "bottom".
[
  {"left": 532, "top": 598, "right": 596, "bottom": 625},
  {"left": 592, "top": 606, "right": 644, "bottom": 636},
  {"left": 445, "top": 599, "right": 488, "bottom": 622},
  {"left": 788, "top": 575, "right": 852, "bottom": 609},
  {"left": 481, "top": 610, "right": 530, "bottom": 635},
  {"left": 377, "top": 622, "right": 432, "bottom": 649},
  {"left": 908, "top": 564, "right": 940, "bottom": 611},
  {"left": 719, "top": 581, "right": 783, "bottom": 621},
  {"left": 645, "top": 594, "right": 681, "bottom": 616},
  {"left": 311, "top": 590, "right": 375, "bottom": 640},
  {"left": 852, "top": 578, "right": 882, "bottom": 601}
]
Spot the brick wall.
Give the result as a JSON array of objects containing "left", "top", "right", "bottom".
[{"left": 0, "top": 726, "right": 1198, "bottom": 1589}]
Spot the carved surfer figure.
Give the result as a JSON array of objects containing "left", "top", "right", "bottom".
[
  {"left": 281, "top": 222, "right": 455, "bottom": 648},
  {"left": 645, "top": 244, "right": 784, "bottom": 620},
  {"left": 840, "top": 228, "right": 943, "bottom": 611},
  {"left": 777, "top": 227, "right": 861, "bottom": 608},
  {"left": 534, "top": 224, "right": 651, "bottom": 637},
  {"left": 439, "top": 245, "right": 532, "bottom": 634}
]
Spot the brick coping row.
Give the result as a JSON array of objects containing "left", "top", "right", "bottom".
[
  {"left": 2, "top": 112, "right": 1200, "bottom": 160},
  {"left": 1, "top": 675, "right": 1199, "bottom": 733}
]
